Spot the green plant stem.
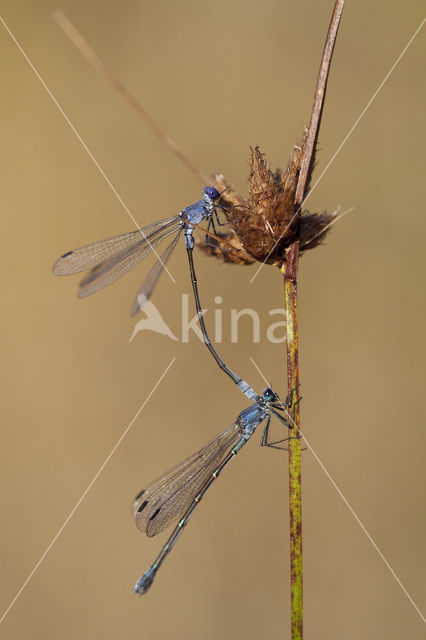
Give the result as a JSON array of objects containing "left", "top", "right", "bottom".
[
  {"left": 282, "top": 5, "right": 343, "bottom": 635},
  {"left": 282, "top": 243, "right": 302, "bottom": 639}
]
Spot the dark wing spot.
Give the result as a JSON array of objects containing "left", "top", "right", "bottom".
[
  {"left": 61, "top": 250, "right": 73, "bottom": 259},
  {"left": 134, "top": 489, "right": 145, "bottom": 501},
  {"left": 137, "top": 500, "right": 149, "bottom": 513},
  {"left": 149, "top": 508, "right": 161, "bottom": 521}
]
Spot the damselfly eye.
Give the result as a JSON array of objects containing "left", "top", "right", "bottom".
[
  {"left": 263, "top": 388, "right": 276, "bottom": 401},
  {"left": 206, "top": 186, "right": 220, "bottom": 200}
]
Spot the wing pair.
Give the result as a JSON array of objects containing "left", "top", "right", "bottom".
[
  {"left": 53, "top": 216, "right": 181, "bottom": 312},
  {"left": 133, "top": 423, "right": 241, "bottom": 538}
]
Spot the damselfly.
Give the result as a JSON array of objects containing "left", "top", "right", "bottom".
[
  {"left": 52, "top": 186, "right": 223, "bottom": 314},
  {"left": 133, "top": 387, "right": 291, "bottom": 595}
]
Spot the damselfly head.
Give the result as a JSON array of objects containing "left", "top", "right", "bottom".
[
  {"left": 263, "top": 387, "right": 279, "bottom": 403},
  {"left": 203, "top": 186, "right": 220, "bottom": 200}
]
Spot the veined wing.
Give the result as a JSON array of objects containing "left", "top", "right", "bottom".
[
  {"left": 53, "top": 216, "right": 178, "bottom": 276},
  {"left": 130, "top": 228, "right": 182, "bottom": 316},
  {"left": 77, "top": 224, "right": 180, "bottom": 298},
  {"left": 134, "top": 422, "right": 241, "bottom": 538}
]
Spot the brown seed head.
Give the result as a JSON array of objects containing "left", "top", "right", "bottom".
[
  {"left": 208, "top": 133, "right": 337, "bottom": 267},
  {"left": 195, "top": 230, "right": 255, "bottom": 265}
]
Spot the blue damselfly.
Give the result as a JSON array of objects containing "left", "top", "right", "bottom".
[
  {"left": 133, "top": 387, "right": 291, "bottom": 595},
  {"left": 53, "top": 186, "right": 222, "bottom": 314}
]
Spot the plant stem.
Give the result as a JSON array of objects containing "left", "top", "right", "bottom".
[
  {"left": 282, "top": 244, "right": 302, "bottom": 639},
  {"left": 295, "top": 0, "right": 345, "bottom": 205},
  {"left": 283, "top": 4, "right": 344, "bottom": 637}
]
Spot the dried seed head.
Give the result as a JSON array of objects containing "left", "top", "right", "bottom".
[
  {"left": 208, "top": 133, "right": 337, "bottom": 267},
  {"left": 195, "top": 230, "right": 255, "bottom": 265},
  {"left": 245, "top": 147, "right": 300, "bottom": 262},
  {"left": 300, "top": 211, "right": 339, "bottom": 252}
]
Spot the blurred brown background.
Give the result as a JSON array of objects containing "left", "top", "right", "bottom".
[{"left": 1, "top": 1, "right": 425, "bottom": 638}]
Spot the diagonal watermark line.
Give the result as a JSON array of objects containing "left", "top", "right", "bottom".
[
  {"left": 250, "top": 17, "right": 425, "bottom": 284},
  {"left": 249, "top": 356, "right": 426, "bottom": 623},
  {"left": 0, "top": 15, "right": 176, "bottom": 284},
  {"left": 0, "top": 357, "right": 176, "bottom": 625}
]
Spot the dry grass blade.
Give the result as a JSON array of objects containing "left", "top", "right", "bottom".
[
  {"left": 295, "top": 0, "right": 344, "bottom": 205},
  {"left": 52, "top": 9, "right": 209, "bottom": 185}
]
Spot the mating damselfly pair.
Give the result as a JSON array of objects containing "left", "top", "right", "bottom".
[{"left": 53, "top": 187, "right": 295, "bottom": 594}]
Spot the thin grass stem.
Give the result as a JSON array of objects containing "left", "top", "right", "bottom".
[
  {"left": 52, "top": 9, "right": 209, "bottom": 185},
  {"left": 283, "top": 3, "right": 344, "bottom": 637}
]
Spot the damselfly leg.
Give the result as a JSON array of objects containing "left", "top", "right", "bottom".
[{"left": 261, "top": 386, "right": 303, "bottom": 449}]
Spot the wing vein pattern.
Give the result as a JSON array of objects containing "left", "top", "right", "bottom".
[
  {"left": 133, "top": 422, "right": 241, "bottom": 537},
  {"left": 53, "top": 216, "right": 178, "bottom": 276}
]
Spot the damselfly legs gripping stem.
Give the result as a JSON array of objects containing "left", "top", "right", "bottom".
[{"left": 133, "top": 388, "right": 291, "bottom": 595}]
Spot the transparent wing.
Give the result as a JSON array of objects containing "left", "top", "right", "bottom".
[
  {"left": 53, "top": 216, "right": 178, "bottom": 276},
  {"left": 133, "top": 422, "right": 241, "bottom": 537},
  {"left": 130, "top": 228, "right": 182, "bottom": 316},
  {"left": 77, "top": 225, "right": 180, "bottom": 298}
]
